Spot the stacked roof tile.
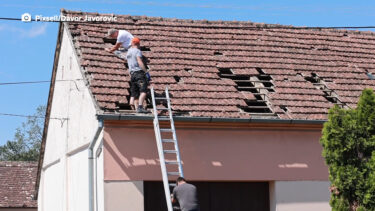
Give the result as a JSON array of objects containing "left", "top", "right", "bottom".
[
  {"left": 63, "top": 10, "right": 375, "bottom": 120},
  {"left": 0, "top": 161, "right": 37, "bottom": 208}
]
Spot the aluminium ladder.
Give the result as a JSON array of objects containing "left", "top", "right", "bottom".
[{"left": 151, "top": 87, "right": 184, "bottom": 211}]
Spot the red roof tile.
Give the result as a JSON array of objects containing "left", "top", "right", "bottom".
[
  {"left": 62, "top": 10, "right": 375, "bottom": 120},
  {"left": 0, "top": 162, "right": 37, "bottom": 208}
]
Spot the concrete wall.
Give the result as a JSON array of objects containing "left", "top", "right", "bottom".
[
  {"left": 38, "top": 25, "right": 102, "bottom": 211},
  {"left": 42, "top": 162, "right": 63, "bottom": 211},
  {"left": 104, "top": 181, "right": 144, "bottom": 211},
  {"left": 67, "top": 150, "right": 89, "bottom": 211},
  {"left": 103, "top": 125, "right": 328, "bottom": 181},
  {"left": 270, "top": 181, "right": 331, "bottom": 211}
]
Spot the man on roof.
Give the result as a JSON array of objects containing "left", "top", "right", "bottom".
[
  {"left": 126, "top": 37, "right": 149, "bottom": 113},
  {"left": 105, "top": 29, "right": 134, "bottom": 59}
]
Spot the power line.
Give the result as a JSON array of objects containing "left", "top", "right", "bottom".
[
  {"left": 0, "top": 79, "right": 83, "bottom": 86},
  {"left": 0, "top": 112, "right": 68, "bottom": 120},
  {"left": 1, "top": 17, "right": 375, "bottom": 29}
]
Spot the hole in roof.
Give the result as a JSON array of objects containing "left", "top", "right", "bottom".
[
  {"left": 240, "top": 106, "right": 272, "bottom": 113},
  {"left": 218, "top": 68, "right": 233, "bottom": 74},
  {"left": 216, "top": 67, "right": 274, "bottom": 114},
  {"left": 325, "top": 94, "right": 338, "bottom": 104},
  {"left": 214, "top": 51, "right": 223, "bottom": 56},
  {"left": 103, "top": 37, "right": 117, "bottom": 45},
  {"left": 258, "top": 75, "right": 272, "bottom": 81},
  {"left": 280, "top": 105, "right": 288, "bottom": 112},
  {"left": 174, "top": 76, "right": 181, "bottom": 83},
  {"left": 184, "top": 68, "right": 192, "bottom": 73},
  {"left": 235, "top": 80, "right": 253, "bottom": 87},
  {"left": 124, "top": 62, "right": 129, "bottom": 69},
  {"left": 304, "top": 76, "right": 319, "bottom": 83},
  {"left": 256, "top": 67, "right": 265, "bottom": 74},
  {"left": 140, "top": 46, "right": 151, "bottom": 51}
]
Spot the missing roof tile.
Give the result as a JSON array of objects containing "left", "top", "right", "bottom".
[
  {"left": 184, "top": 68, "right": 192, "bottom": 73},
  {"left": 218, "top": 68, "right": 233, "bottom": 74},
  {"left": 103, "top": 37, "right": 117, "bottom": 45},
  {"left": 280, "top": 105, "right": 288, "bottom": 112},
  {"left": 140, "top": 46, "right": 151, "bottom": 51},
  {"left": 255, "top": 67, "right": 265, "bottom": 74},
  {"left": 174, "top": 76, "right": 181, "bottom": 83},
  {"left": 214, "top": 51, "right": 223, "bottom": 56}
]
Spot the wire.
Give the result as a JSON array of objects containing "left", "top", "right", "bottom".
[
  {"left": 0, "top": 112, "right": 68, "bottom": 120},
  {"left": 0, "top": 79, "right": 83, "bottom": 86},
  {"left": 1, "top": 17, "right": 375, "bottom": 29}
]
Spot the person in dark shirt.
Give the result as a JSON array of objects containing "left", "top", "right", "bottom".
[{"left": 172, "top": 177, "right": 200, "bottom": 211}]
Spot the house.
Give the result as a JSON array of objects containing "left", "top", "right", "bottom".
[
  {"left": 36, "top": 9, "right": 375, "bottom": 211},
  {"left": 0, "top": 161, "right": 37, "bottom": 211}
]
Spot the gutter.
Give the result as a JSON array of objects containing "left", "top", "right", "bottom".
[
  {"left": 97, "top": 114, "right": 326, "bottom": 125},
  {"left": 88, "top": 119, "right": 104, "bottom": 211}
]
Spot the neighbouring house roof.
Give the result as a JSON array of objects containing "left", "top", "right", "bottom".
[
  {"left": 62, "top": 9, "right": 375, "bottom": 120},
  {"left": 0, "top": 161, "right": 37, "bottom": 208}
]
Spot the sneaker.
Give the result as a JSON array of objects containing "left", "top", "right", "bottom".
[{"left": 137, "top": 107, "right": 148, "bottom": 113}]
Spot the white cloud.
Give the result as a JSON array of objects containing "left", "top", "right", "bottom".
[
  {"left": 27, "top": 23, "right": 48, "bottom": 38},
  {"left": 0, "top": 23, "right": 48, "bottom": 38}
]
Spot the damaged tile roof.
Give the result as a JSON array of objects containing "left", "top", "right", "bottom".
[
  {"left": 63, "top": 9, "right": 375, "bottom": 120},
  {"left": 0, "top": 161, "right": 37, "bottom": 208}
]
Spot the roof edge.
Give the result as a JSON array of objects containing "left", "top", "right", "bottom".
[
  {"left": 97, "top": 114, "right": 326, "bottom": 125},
  {"left": 35, "top": 21, "right": 64, "bottom": 200}
]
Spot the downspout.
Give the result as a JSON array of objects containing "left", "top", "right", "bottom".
[{"left": 89, "top": 119, "right": 104, "bottom": 211}]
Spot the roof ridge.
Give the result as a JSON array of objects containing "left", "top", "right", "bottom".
[{"left": 61, "top": 9, "right": 375, "bottom": 37}]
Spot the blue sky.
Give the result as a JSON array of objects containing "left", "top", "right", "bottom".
[{"left": 0, "top": 0, "right": 375, "bottom": 146}]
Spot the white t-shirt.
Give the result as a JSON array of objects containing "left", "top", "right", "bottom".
[{"left": 116, "top": 30, "right": 134, "bottom": 49}]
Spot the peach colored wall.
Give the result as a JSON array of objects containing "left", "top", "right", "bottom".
[{"left": 103, "top": 124, "right": 328, "bottom": 181}]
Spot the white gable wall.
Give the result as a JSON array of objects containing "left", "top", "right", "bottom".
[{"left": 38, "top": 25, "right": 103, "bottom": 211}]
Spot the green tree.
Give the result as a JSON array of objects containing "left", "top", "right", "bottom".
[
  {"left": 0, "top": 105, "right": 45, "bottom": 161},
  {"left": 320, "top": 88, "right": 375, "bottom": 211}
]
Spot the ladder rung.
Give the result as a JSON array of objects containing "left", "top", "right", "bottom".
[
  {"left": 156, "top": 108, "right": 169, "bottom": 110},
  {"left": 169, "top": 183, "right": 177, "bottom": 187},
  {"left": 155, "top": 97, "right": 168, "bottom": 100},
  {"left": 165, "top": 161, "right": 179, "bottom": 165},
  {"left": 162, "top": 139, "right": 175, "bottom": 143},
  {"left": 167, "top": 172, "right": 180, "bottom": 176},
  {"left": 160, "top": 128, "right": 173, "bottom": 132},
  {"left": 164, "top": 150, "right": 177, "bottom": 154}
]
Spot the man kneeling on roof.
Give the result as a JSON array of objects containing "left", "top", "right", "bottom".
[
  {"left": 126, "top": 37, "right": 149, "bottom": 113},
  {"left": 105, "top": 29, "right": 133, "bottom": 59}
]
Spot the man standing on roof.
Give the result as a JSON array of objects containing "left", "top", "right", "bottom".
[
  {"left": 172, "top": 177, "right": 200, "bottom": 211},
  {"left": 105, "top": 29, "right": 133, "bottom": 59},
  {"left": 126, "top": 37, "right": 149, "bottom": 113}
]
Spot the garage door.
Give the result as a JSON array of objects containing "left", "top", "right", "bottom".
[{"left": 144, "top": 181, "right": 270, "bottom": 211}]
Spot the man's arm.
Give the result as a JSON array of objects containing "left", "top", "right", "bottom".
[
  {"left": 137, "top": 56, "right": 147, "bottom": 72},
  {"left": 105, "top": 42, "right": 122, "bottom": 53},
  {"left": 171, "top": 189, "right": 177, "bottom": 204}
]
